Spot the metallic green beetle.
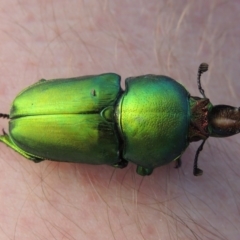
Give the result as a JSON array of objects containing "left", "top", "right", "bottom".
[{"left": 0, "top": 63, "right": 239, "bottom": 176}]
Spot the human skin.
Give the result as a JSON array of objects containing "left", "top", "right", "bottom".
[{"left": 0, "top": 0, "right": 240, "bottom": 239}]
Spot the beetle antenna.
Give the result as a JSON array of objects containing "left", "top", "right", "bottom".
[
  {"left": 197, "top": 63, "right": 208, "bottom": 98},
  {"left": 0, "top": 113, "right": 9, "bottom": 119},
  {"left": 193, "top": 139, "right": 207, "bottom": 176}
]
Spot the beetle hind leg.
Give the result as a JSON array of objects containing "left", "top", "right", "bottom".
[{"left": 113, "top": 159, "right": 128, "bottom": 169}]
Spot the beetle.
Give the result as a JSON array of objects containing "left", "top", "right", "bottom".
[{"left": 0, "top": 63, "right": 239, "bottom": 176}]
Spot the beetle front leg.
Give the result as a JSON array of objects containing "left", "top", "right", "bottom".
[
  {"left": 193, "top": 139, "right": 206, "bottom": 176},
  {"left": 0, "top": 133, "right": 44, "bottom": 162}
]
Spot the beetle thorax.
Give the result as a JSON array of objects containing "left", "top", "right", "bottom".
[{"left": 188, "top": 97, "right": 212, "bottom": 142}]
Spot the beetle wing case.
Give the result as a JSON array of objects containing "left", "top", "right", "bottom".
[{"left": 8, "top": 74, "right": 122, "bottom": 164}]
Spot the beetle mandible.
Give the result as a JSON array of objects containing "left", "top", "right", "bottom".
[{"left": 0, "top": 63, "right": 239, "bottom": 176}]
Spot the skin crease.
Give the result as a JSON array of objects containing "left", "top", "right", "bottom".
[{"left": 0, "top": 0, "right": 239, "bottom": 239}]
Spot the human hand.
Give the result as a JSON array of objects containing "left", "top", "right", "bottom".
[{"left": 0, "top": 1, "right": 239, "bottom": 239}]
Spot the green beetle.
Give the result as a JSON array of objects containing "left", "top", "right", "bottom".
[{"left": 0, "top": 63, "right": 239, "bottom": 176}]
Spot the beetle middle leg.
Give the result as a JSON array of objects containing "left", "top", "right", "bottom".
[
  {"left": 136, "top": 166, "right": 153, "bottom": 176},
  {"left": 174, "top": 157, "right": 182, "bottom": 168}
]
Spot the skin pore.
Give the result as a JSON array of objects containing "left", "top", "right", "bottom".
[{"left": 0, "top": 1, "right": 240, "bottom": 239}]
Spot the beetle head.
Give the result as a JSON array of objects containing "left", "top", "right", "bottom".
[{"left": 208, "top": 105, "right": 240, "bottom": 137}]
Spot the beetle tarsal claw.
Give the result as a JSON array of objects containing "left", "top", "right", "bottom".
[{"left": 194, "top": 168, "right": 203, "bottom": 176}]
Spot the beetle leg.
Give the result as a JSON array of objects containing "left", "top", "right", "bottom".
[
  {"left": 39, "top": 78, "right": 47, "bottom": 82},
  {"left": 174, "top": 157, "right": 182, "bottom": 168},
  {"left": 32, "top": 158, "right": 45, "bottom": 163},
  {"left": 113, "top": 159, "right": 128, "bottom": 169},
  {"left": 0, "top": 133, "right": 44, "bottom": 162},
  {"left": 193, "top": 139, "right": 207, "bottom": 176},
  {"left": 136, "top": 166, "right": 153, "bottom": 176}
]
